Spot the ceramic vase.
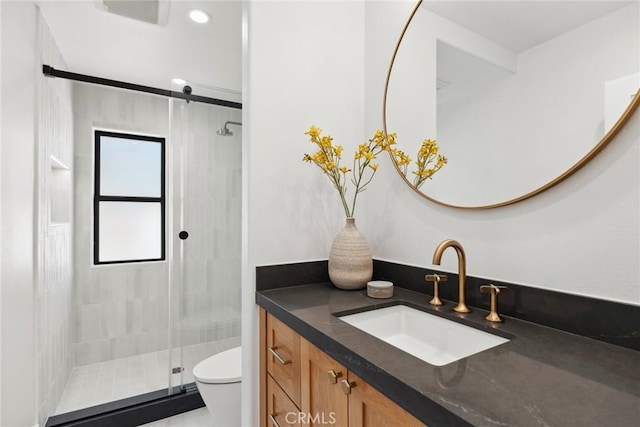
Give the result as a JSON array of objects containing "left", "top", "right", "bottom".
[{"left": 328, "top": 217, "right": 373, "bottom": 290}]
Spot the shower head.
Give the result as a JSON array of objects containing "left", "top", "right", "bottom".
[
  {"left": 217, "top": 121, "right": 242, "bottom": 137},
  {"left": 217, "top": 125, "right": 233, "bottom": 136}
]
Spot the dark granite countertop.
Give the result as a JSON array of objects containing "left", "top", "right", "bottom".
[{"left": 256, "top": 283, "right": 640, "bottom": 427}]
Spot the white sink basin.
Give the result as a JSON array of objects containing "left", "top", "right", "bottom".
[{"left": 338, "top": 304, "right": 509, "bottom": 366}]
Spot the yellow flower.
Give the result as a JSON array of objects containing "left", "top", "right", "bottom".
[
  {"left": 312, "top": 150, "right": 327, "bottom": 164},
  {"left": 320, "top": 135, "right": 333, "bottom": 149},
  {"left": 354, "top": 144, "right": 369, "bottom": 160},
  {"left": 392, "top": 149, "right": 411, "bottom": 167},
  {"left": 412, "top": 169, "right": 434, "bottom": 179},
  {"left": 305, "top": 125, "right": 322, "bottom": 142},
  {"left": 417, "top": 139, "right": 438, "bottom": 158},
  {"left": 375, "top": 132, "right": 396, "bottom": 150},
  {"left": 387, "top": 133, "right": 397, "bottom": 146},
  {"left": 301, "top": 126, "right": 403, "bottom": 217},
  {"left": 373, "top": 130, "right": 385, "bottom": 145},
  {"left": 410, "top": 138, "right": 447, "bottom": 189}
]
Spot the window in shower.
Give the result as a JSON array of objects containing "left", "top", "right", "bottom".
[{"left": 94, "top": 130, "right": 166, "bottom": 264}]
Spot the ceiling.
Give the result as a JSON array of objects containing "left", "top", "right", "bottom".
[
  {"left": 37, "top": 0, "right": 242, "bottom": 99},
  {"left": 423, "top": 0, "right": 635, "bottom": 53},
  {"left": 36, "top": 0, "right": 634, "bottom": 99}
]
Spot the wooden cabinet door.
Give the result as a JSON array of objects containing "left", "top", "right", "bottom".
[
  {"left": 267, "top": 313, "right": 301, "bottom": 407},
  {"left": 266, "top": 374, "right": 302, "bottom": 427},
  {"left": 301, "top": 338, "right": 348, "bottom": 427},
  {"left": 348, "top": 371, "right": 426, "bottom": 427}
]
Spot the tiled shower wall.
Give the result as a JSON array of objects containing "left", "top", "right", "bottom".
[
  {"left": 36, "top": 12, "right": 74, "bottom": 425},
  {"left": 72, "top": 84, "right": 242, "bottom": 366},
  {"left": 73, "top": 84, "right": 170, "bottom": 365}
]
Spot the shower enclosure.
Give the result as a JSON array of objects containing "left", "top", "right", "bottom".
[{"left": 42, "top": 71, "right": 242, "bottom": 424}]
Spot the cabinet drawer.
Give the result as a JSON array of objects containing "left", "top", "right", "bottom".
[
  {"left": 266, "top": 313, "right": 301, "bottom": 406},
  {"left": 267, "top": 374, "right": 301, "bottom": 427}
]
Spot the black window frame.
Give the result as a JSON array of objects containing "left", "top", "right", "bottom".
[{"left": 94, "top": 130, "right": 166, "bottom": 265}]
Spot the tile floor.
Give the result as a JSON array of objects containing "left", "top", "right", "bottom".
[
  {"left": 54, "top": 336, "right": 241, "bottom": 415},
  {"left": 140, "top": 407, "right": 212, "bottom": 426}
]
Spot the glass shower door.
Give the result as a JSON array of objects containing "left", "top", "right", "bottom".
[
  {"left": 54, "top": 81, "right": 175, "bottom": 416},
  {"left": 169, "top": 80, "right": 242, "bottom": 392}
]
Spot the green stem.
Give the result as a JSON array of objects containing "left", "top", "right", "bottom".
[
  {"left": 340, "top": 191, "right": 351, "bottom": 217},
  {"left": 331, "top": 171, "right": 350, "bottom": 217},
  {"left": 358, "top": 171, "right": 376, "bottom": 192},
  {"left": 350, "top": 159, "right": 366, "bottom": 216}
]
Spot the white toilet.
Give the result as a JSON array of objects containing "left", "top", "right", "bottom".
[{"left": 193, "top": 346, "right": 242, "bottom": 426}]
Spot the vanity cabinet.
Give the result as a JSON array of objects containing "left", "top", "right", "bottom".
[{"left": 260, "top": 309, "right": 425, "bottom": 427}]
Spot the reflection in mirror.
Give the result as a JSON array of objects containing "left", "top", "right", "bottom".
[{"left": 385, "top": 0, "right": 640, "bottom": 208}]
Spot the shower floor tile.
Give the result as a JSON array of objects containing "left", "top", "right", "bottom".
[{"left": 54, "top": 337, "right": 240, "bottom": 416}]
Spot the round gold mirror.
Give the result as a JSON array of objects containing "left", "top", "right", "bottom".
[{"left": 384, "top": 0, "right": 640, "bottom": 209}]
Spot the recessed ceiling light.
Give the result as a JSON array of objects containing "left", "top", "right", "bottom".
[
  {"left": 172, "top": 78, "right": 187, "bottom": 85},
  {"left": 189, "top": 9, "right": 211, "bottom": 24}
]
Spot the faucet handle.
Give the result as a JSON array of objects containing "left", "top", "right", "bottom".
[
  {"left": 425, "top": 274, "right": 447, "bottom": 306},
  {"left": 480, "top": 284, "right": 508, "bottom": 322},
  {"left": 480, "top": 284, "right": 508, "bottom": 294}
]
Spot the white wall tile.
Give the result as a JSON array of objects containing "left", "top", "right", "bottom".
[{"left": 35, "top": 9, "right": 74, "bottom": 424}]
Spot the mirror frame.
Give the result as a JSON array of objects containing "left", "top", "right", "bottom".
[{"left": 383, "top": 0, "right": 640, "bottom": 210}]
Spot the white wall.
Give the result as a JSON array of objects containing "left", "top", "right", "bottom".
[
  {"left": 363, "top": 1, "right": 639, "bottom": 304},
  {"left": 242, "top": 1, "right": 366, "bottom": 425},
  {"left": 0, "top": 2, "right": 39, "bottom": 426},
  {"left": 36, "top": 11, "right": 74, "bottom": 424},
  {"left": 0, "top": 1, "right": 3, "bottom": 422},
  {"left": 2, "top": 3, "right": 76, "bottom": 424},
  {"left": 0, "top": 0, "right": 6, "bottom": 422}
]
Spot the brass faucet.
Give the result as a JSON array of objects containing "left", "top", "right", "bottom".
[{"left": 432, "top": 240, "right": 470, "bottom": 313}]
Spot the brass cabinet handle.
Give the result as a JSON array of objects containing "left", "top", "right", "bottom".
[
  {"left": 327, "top": 369, "right": 343, "bottom": 384},
  {"left": 268, "top": 413, "right": 281, "bottom": 427},
  {"left": 340, "top": 379, "right": 356, "bottom": 395},
  {"left": 269, "top": 346, "right": 292, "bottom": 365}
]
